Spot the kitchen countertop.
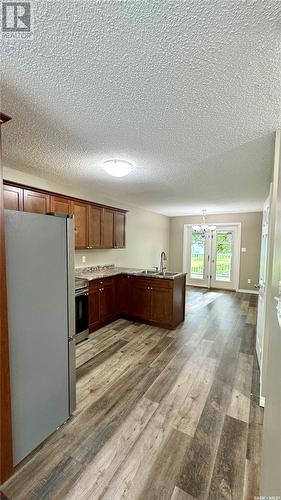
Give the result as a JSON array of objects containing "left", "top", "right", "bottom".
[{"left": 75, "top": 266, "right": 186, "bottom": 281}]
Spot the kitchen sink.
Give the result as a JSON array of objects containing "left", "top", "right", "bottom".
[
  {"left": 136, "top": 270, "right": 180, "bottom": 277},
  {"left": 138, "top": 269, "right": 159, "bottom": 275},
  {"left": 158, "top": 271, "right": 179, "bottom": 277}
]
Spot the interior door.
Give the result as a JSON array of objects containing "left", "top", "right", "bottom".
[
  {"left": 256, "top": 192, "right": 271, "bottom": 368},
  {"left": 210, "top": 226, "right": 239, "bottom": 290},
  {"left": 186, "top": 227, "right": 210, "bottom": 287}
]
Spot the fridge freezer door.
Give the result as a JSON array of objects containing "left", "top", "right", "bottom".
[
  {"left": 66, "top": 216, "right": 76, "bottom": 413},
  {"left": 5, "top": 210, "right": 72, "bottom": 465}
]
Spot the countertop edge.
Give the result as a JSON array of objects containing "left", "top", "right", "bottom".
[{"left": 76, "top": 268, "right": 187, "bottom": 282}]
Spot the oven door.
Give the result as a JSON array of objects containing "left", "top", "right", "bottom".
[{"left": 75, "top": 290, "right": 89, "bottom": 344}]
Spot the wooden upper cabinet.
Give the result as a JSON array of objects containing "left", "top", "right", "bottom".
[
  {"left": 71, "top": 201, "right": 88, "bottom": 249},
  {"left": 114, "top": 212, "right": 126, "bottom": 248},
  {"left": 3, "top": 185, "right": 23, "bottom": 211},
  {"left": 23, "top": 189, "right": 50, "bottom": 214},
  {"left": 50, "top": 195, "right": 73, "bottom": 215},
  {"left": 88, "top": 205, "right": 102, "bottom": 249},
  {"left": 3, "top": 182, "right": 127, "bottom": 250},
  {"left": 102, "top": 208, "right": 114, "bottom": 248}
]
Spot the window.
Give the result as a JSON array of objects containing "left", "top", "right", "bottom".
[
  {"left": 190, "top": 231, "right": 205, "bottom": 279},
  {"left": 215, "top": 231, "right": 232, "bottom": 281}
]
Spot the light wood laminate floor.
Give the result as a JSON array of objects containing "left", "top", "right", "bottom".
[{"left": 1, "top": 288, "right": 263, "bottom": 499}]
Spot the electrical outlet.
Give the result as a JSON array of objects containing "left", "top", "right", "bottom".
[
  {"left": 82, "top": 255, "right": 86, "bottom": 264},
  {"left": 248, "top": 279, "right": 251, "bottom": 284},
  {"left": 242, "top": 248, "right": 247, "bottom": 253}
]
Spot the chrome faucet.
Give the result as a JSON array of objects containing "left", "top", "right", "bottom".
[{"left": 160, "top": 251, "right": 167, "bottom": 273}]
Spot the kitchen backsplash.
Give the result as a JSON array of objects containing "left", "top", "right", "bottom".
[{"left": 75, "top": 264, "right": 115, "bottom": 275}]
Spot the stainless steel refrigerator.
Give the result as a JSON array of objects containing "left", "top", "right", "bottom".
[{"left": 4, "top": 210, "right": 76, "bottom": 466}]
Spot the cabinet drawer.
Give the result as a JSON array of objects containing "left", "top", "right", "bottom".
[
  {"left": 132, "top": 277, "right": 173, "bottom": 289},
  {"left": 89, "top": 277, "right": 115, "bottom": 290},
  {"left": 148, "top": 278, "right": 173, "bottom": 289}
]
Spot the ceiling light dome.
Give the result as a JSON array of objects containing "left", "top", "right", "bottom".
[{"left": 104, "top": 159, "right": 133, "bottom": 177}]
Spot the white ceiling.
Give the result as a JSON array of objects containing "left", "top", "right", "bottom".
[{"left": 1, "top": 0, "right": 281, "bottom": 216}]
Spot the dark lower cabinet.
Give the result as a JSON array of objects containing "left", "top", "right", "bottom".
[
  {"left": 100, "top": 282, "right": 116, "bottom": 324},
  {"left": 116, "top": 275, "right": 131, "bottom": 315},
  {"left": 128, "top": 277, "right": 176, "bottom": 328},
  {"left": 89, "top": 288, "right": 101, "bottom": 331},
  {"left": 130, "top": 279, "right": 151, "bottom": 320},
  {"left": 88, "top": 274, "right": 186, "bottom": 334},
  {"left": 150, "top": 286, "right": 173, "bottom": 325},
  {"left": 89, "top": 278, "right": 116, "bottom": 333}
]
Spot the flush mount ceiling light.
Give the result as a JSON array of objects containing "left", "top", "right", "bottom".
[
  {"left": 103, "top": 159, "right": 133, "bottom": 177},
  {"left": 192, "top": 210, "right": 216, "bottom": 233}
]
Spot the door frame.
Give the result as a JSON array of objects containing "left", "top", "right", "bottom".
[
  {"left": 182, "top": 222, "right": 242, "bottom": 291},
  {"left": 0, "top": 112, "right": 13, "bottom": 484},
  {"left": 256, "top": 187, "right": 272, "bottom": 379}
]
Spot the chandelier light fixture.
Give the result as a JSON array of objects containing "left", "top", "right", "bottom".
[
  {"left": 103, "top": 159, "right": 133, "bottom": 177},
  {"left": 192, "top": 210, "right": 217, "bottom": 233}
]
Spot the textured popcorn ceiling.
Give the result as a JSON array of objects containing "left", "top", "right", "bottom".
[{"left": 1, "top": 0, "right": 281, "bottom": 215}]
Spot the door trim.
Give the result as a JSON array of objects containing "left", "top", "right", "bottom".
[
  {"left": 183, "top": 222, "right": 242, "bottom": 291},
  {"left": 238, "top": 288, "right": 259, "bottom": 295},
  {"left": 0, "top": 113, "right": 13, "bottom": 484}
]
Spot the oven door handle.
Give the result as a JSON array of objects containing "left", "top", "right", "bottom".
[{"left": 75, "top": 290, "right": 89, "bottom": 297}]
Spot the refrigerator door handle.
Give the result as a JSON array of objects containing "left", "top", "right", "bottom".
[{"left": 68, "top": 337, "right": 76, "bottom": 414}]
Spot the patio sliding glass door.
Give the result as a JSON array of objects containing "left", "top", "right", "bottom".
[{"left": 186, "top": 225, "right": 239, "bottom": 290}]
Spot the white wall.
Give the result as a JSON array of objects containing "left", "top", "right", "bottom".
[{"left": 3, "top": 167, "right": 170, "bottom": 270}]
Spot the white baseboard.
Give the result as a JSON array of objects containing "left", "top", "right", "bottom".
[
  {"left": 259, "top": 396, "right": 265, "bottom": 407},
  {"left": 237, "top": 288, "right": 259, "bottom": 295}
]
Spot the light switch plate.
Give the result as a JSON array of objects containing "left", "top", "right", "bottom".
[
  {"left": 242, "top": 248, "right": 247, "bottom": 253},
  {"left": 82, "top": 256, "right": 86, "bottom": 264}
]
